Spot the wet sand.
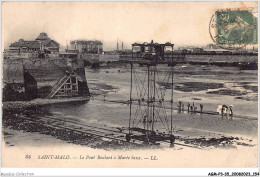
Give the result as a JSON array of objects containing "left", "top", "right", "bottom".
[{"left": 2, "top": 63, "right": 258, "bottom": 150}]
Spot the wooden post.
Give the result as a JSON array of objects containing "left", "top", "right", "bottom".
[
  {"left": 129, "top": 63, "right": 133, "bottom": 134},
  {"left": 171, "top": 45, "right": 174, "bottom": 135},
  {"left": 147, "top": 65, "right": 150, "bottom": 131}
]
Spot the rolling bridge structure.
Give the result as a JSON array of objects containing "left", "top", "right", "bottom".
[{"left": 125, "top": 41, "right": 176, "bottom": 147}]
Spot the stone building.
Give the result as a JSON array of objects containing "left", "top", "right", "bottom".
[
  {"left": 35, "top": 32, "right": 60, "bottom": 54},
  {"left": 6, "top": 32, "right": 60, "bottom": 59},
  {"left": 70, "top": 40, "right": 103, "bottom": 54}
]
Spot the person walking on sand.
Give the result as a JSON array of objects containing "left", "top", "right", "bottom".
[
  {"left": 187, "top": 102, "right": 190, "bottom": 113},
  {"left": 178, "top": 101, "right": 181, "bottom": 111},
  {"left": 192, "top": 102, "right": 197, "bottom": 112},
  {"left": 221, "top": 105, "right": 228, "bottom": 117},
  {"left": 200, "top": 104, "right": 203, "bottom": 113},
  {"left": 229, "top": 105, "right": 234, "bottom": 117},
  {"left": 217, "top": 105, "right": 222, "bottom": 114}
]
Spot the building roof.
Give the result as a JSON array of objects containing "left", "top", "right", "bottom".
[
  {"left": 9, "top": 39, "right": 60, "bottom": 49},
  {"left": 41, "top": 39, "right": 60, "bottom": 47},
  {"left": 70, "top": 40, "right": 103, "bottom": 45},
  {"left": 10, "top": 40, "right": 40, "bottom": 49},
  {"left": 35, "top": 32, "right": 50, "bottom": 41},
  {"left": 9, "top": 32, "right": 60, "bottom": 49},
  {"left": 132, "top": 42, "right": 174, "bottom": 47}
]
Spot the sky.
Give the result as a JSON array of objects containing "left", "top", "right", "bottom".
[{"left": 2, "top": 1, "right": 258, "bottom": 51}]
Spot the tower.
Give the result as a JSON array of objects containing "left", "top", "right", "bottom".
[{"left": 126, "top": 41, "right": 175, "bottom": 146}]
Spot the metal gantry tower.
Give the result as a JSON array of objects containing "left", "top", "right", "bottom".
[{"left": 126, "top": 41, "right": 175, "bottom": 146}]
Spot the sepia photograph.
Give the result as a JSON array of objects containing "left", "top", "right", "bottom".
[{"left": 1, "top": 1, "right": 259, "bottom": 175}]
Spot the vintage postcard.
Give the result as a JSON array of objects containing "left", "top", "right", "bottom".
[{"left": 1, "top": 1, "right": 259, "bottom": 175}]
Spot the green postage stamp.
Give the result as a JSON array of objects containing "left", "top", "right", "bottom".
[{"left": 210, "top": 9, "right": 257, "bottom": 48}]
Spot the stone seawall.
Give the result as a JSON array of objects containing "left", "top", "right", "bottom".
[
  {"left": 3, "top": 97, "right": 90, "bottom": 111},
  {"left": 185, "top": 54, "right": 258, "bottom": 63}
]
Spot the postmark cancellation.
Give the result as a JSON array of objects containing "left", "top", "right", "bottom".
[{"left": 210, "top": 8, "right": 257, "bottom": 49}]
